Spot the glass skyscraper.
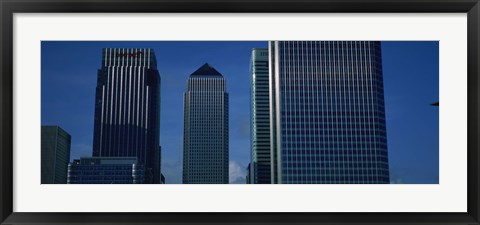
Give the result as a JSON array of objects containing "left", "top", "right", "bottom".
[
  {"left": 183, "top": 63, "right": 229, "bottom": 184},
  {"left": 269, "top": 41, "right": 390, "bottom": 184},
  {"left": 92, "top": 48, "right": 161, "bottom": 184},
  {"left": 41, "top": 125, "right": 71, "bottom": 184},
  {"left": 250, "top": 48, "right": 271, "bottom": 184}
]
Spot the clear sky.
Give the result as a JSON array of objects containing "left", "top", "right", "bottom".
[{"left": 41, "top": 41, "right": 439, "bottom": 184}]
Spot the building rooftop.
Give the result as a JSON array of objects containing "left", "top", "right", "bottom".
[{"left": 190, "top": 63, "right": 222, "bottom": 76}]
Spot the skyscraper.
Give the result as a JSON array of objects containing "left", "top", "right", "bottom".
[
  {"left": 92, "top": 48, "right": 161, "bottom": 184},
  {"left": 41, "top": 125, "right": 71, "bottom": 184},
  {"left": 183, "top": 63, "right": 229, "bottom": 184},
  {"left": 250, "top": 48, "right": 271, "bottom": 184},
  {"left": 269, "top": 41, "right": 390, "bottom": 184}
]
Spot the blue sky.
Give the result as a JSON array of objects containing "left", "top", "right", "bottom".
[{"left": 41, "top": 41, "right": 439, "bottom": 184}]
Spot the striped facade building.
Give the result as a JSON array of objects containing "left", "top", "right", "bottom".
[
  {"left": 269, "top": 41, "right": 390, "bottom": 184},
  {"left": 183, "top": 63, "right": 229, "bottom": 184},
  {"left": 249, "top": 48, "right": 271, "bottom": 184},
  {"left": 92, "top": 48, "right": 161, "bottom": 184}
]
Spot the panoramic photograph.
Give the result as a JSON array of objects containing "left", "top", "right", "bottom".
[{"left": 41, "top": 41, "right": 439, "bottom": 184}]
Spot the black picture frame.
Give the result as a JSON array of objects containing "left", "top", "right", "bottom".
[{"left": 1, "top": 0, "right": 479, "bottom": 224}]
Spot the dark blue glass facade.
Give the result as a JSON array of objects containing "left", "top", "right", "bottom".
[
  {"left": 41, "top": 126, "right": 71, "bottom": 184},
  {"left": 270, "top": 41, "right": 390, "bottom": 184},
  {"left": 92, "top": 48, "right": 161, "bottom": 184},
  {"left": 67, "top": 157, "right": 144, "bottom": 184}
]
